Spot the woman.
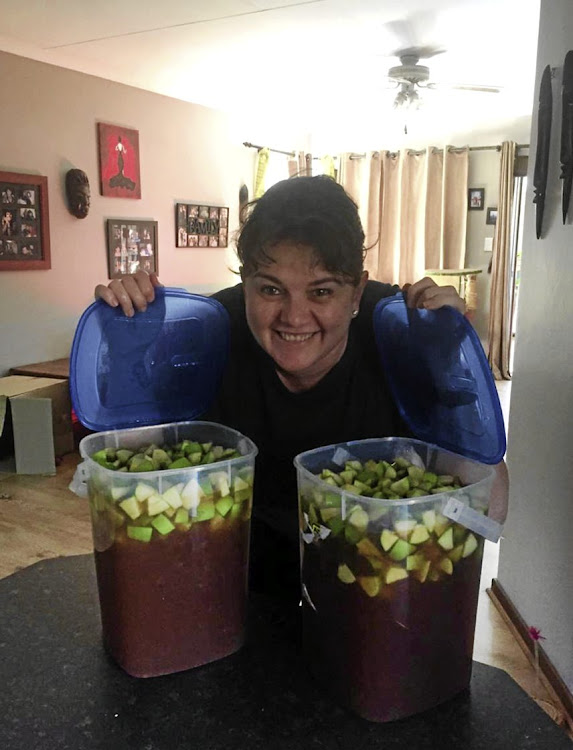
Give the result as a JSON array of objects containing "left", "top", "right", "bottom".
[{"left": 96, "top": 176, "right": 507, "bottom": 602}]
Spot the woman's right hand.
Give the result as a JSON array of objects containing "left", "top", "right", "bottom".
[{"left": 94, "top": 271, "right": 162, "bottom": 317}]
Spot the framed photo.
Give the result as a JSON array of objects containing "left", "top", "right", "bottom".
[
  {"left": 468, "top": 188, "right": 485, "bottom": 210},
  {"left": 106, "top": 219, "right": 157, "bottom": 279},
  {"left": 486, "top": 207, "right": 498, "bottom": 225},
  {"left": 0, "top": 171, "right": 50, "bottom": 270},
  {"left": 98, "top": 123, "right": 141, "bottom": 199},
  {"left": 176, "top": 203, "right": 229, "bottom": 248}
]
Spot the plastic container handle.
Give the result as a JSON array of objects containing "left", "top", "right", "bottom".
[
  {"left": 69, "top": 461, "right": 90, "bottom": 499},
  {"left": 442, "top": 496, "right": 503, "bottom": 543}
]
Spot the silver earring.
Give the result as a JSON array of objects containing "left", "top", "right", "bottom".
[{"left": 352, "top": 309, "right": 359, "bottom": 318}]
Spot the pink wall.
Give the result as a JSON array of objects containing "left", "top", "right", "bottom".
[{"left": 0, "top": 50, "right": 255, "bottom": 374}]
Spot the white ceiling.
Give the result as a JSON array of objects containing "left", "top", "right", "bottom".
[{"left": 0, "top": 0, "right": 541, "bottom": 149}]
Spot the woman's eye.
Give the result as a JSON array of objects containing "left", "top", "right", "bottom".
[
  {"left": 312, "top": 288, "right": 334, "bottom": 298},
  {"left": 260, "top": 285, "right": 281, "bottom": 296}
]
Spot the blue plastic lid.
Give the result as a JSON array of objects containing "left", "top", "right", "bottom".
[
  {"left": 373, "top": 294, "right": 506, "bottom": 464},
  {"left": 69, "top": 287, "right": 229, "bottom": 431}
]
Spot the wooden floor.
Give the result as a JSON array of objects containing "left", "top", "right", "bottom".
[{"left": 0, "top": 443, "right": 571, "bottom": 739}]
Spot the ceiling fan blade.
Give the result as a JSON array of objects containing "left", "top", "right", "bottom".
[
  {"left": 427, "top": 82, "right": 502, "bottom": 94},
  {"left": 383, "top": 10, "right": 445, "bottom": 60}
]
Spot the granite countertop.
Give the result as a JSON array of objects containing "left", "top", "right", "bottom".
[{"left": 1, "top": 554, "right": 571, "bottom": 750}]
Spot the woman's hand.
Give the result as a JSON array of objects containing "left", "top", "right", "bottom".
[
  {"left": 402, "top": 277, "right": 466, "bottom": 315},
  {"left": 94, "top": 271, "right": 162, "bottom": 317}
]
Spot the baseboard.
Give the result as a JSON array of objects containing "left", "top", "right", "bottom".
[{"left": 489, "top": 578, "right": 573, "bottom": 730}]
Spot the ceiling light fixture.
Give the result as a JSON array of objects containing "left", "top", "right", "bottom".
[{"left": 394, "top": 82, "right": 421, "bottom": 110}]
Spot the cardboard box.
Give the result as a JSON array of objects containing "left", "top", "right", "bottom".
[{"left": 0, "top": 376, "right": 74, "bottom": 475}]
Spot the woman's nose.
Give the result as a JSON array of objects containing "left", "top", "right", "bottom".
[{"left": 280, "top": 294, "right": 311, "bottom": 327}]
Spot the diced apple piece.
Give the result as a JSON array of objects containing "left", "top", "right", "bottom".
[
  {"left": 344, "top": 523, "right": 363, "bottom": 545},
  {"left": 134, "top": 482, "right": 156, "bottom": 502},
  {"left": 127, "top": 525, "right": 152, "bottom": 542},
  {"left": 233, "top": 475, "right": 250, "bottom": 493},
  {"left": 320, "top": 507, "right": 341, "bottom": 523},
  {"left": 151, "top": 513, "right": 175, "bottom": 535},
  {"left": 337, "top": 563, "right": 356, "bottom": 584},
  {"left": 162, "top": 486, "right": 183, "bottom": 509},
  {"left": 168, "top": 456, "right": 191, "bottom": 470},
  {"left": 437, "top": 527, "right": 454, "bottom": 551},
  {"left": 448, "top": 544, "right": 464, "bottom": 563},
  {"left": 210, "top": 471, "right": 230, "bottom": 497},
  {"left": 386, "top": 567, "right": 408, "bottom": 584},
  {"left": 215, "top": 496, "right": 234, "bottom": 517},
  {"left": 380, "top": 528, "right": 399, "bottom": 551},
  {"left": 119, "top": 495, "right": 141, "bottom": 520},
  {"left": 147, "top": 494, "right": 170, "bottom": 516},
  {"left": 348, "top": 506, "right": 369, "bottom": 532},
  {"left": 462, "top": 533, "right": 479, "bottom": 558},
  {"left": 357, "top": 537, "right": 383, "bottom": 560},
  {"left": 110, "top": 485, "right": 131, "bottom": 501},
  {"left": 439, "top": 557, "right": 454, "bottom": 575},
  {"left": 422, "top": 509, "right": 436, "bottom": 532},
  {"left": 195, "top": 499, "right": 216, "bottom": 522},
  {"left": 406, "top": 552, "right": 426, "bottom": 571},
  {"left": 434, "top": 513, "right": 451, "bottom": 537},
  {"left": 409, "top": 524, "right": 430, "bottom": 544},
  {"left": 174, "top": 507, "right": 189, "bottom": 525},
  {"left": 394, "top": 518, "right": 417, "bottom": 539},
  {"left": 389, "top": 539, "right": 416, "bottom": 561},
  {"left": 181, "top": 477, "right": 203, "bottom": 510},
  {"left": 357, "top": 576, "right": 381, "bottom": 597},
  {"left": 413, "top": 559, "right": 431, "bottom": 583}
]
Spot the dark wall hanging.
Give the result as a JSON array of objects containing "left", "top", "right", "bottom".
[
  {"left": 560, "top": 50, "right": 573, "bottom": 224},
  {"left": 106, "top": 219, "right": 157, "bottom": 279},
  {"left": 468, "top": 188, "right": 485, "bottom": 210},
  {"left": 176, "top": 204, "right": 228, "bottom": 248},
  {"left": 65, "top": 169, "right": 90, "bottom": 219},
  {"left": 0, "top": 171, "right": 51, "bottom": 270},
  {"left": 98, "top": 123, "right": 141, "bottom": 199},
  {"left": 533, "top": 65, "right": 552, "bottom": 239}
]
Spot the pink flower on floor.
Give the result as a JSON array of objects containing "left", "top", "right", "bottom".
[{"left": 528, "top": 626, "right": 545, "bottom": 641}]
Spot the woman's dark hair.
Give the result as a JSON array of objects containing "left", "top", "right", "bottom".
[{"left": 237, "top": 175, "right": 366, "bottom": 284}]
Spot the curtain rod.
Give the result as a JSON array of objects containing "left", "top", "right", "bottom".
[{"left": 243, "top": 141, "right": 530, "bottom": 159}]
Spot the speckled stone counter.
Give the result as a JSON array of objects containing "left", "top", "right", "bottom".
[{"left": 1, "top": 554, "right": 571, "bottom": 750}]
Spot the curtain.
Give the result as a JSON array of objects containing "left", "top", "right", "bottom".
[
  {"left": 254, "top": 147, "right": 270, "bottom": 199},
  {"left": 487, "top": 141, "right": 517, "bottom": 380},
  {"left": 288, "top": 151, "right": 309, "bottom": 177},
  {"left": 339, "top": 147, "right": 468, "bottom": 287}
]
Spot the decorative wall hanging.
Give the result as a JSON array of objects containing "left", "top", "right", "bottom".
[
  {"left": 176, "top": 204, "right": 229, "bottom": 248},
  {"left": 533, "top": 65, "right": 552, "bottom": 239},
  {"left": 106, "top": 219, "right": 157, "bottom": 279},
  {"left": 98, "top": 123, "right": 141, "bottom": 199},
  {"left": 468, "top": 188, "right": 485, "bottom": 210},
  {"left": 560, "top": 51, "right": 573, "bottom": 224},
  {"left": 486, "top": 207, "right": 498, "bottom": 225},
  {"left": 65, "top": 169, "right": 90, "bottom": 219},
  {"left": 0, "top": 171, "right": 51, "bottom": 270}
]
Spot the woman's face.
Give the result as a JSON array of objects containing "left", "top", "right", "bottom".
[{"left": 243, "top": 240, "right": 367, "bottom": 391}]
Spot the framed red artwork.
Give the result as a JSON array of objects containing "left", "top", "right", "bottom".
[{"left": 97, "top": 123, "right": 141, "bottom": 199}]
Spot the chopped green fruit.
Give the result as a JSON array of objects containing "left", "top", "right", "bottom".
[
  {"left": 394, "top": 518, "right": 417, "bottom": 539},
  {"left": 115, "top": 449, "right": 134, "bottom": 464},
  {"left": 147, "top": 494, "right": 170, "bottom": 516},
  {"left": 337, "top": 563, "right": 356, "bottom": 584},
  {"left": 210, "top": 471, "right": 230, "bottom": 497},
  {"left": 434, "top": 513, "right": 451, "bottom": 537},
  {"left": 151, "top": 514, "right": 175, "bottom": 535},
  {"left": 386, "top": 567, "right": 408, "bottom": 584},
  {"left": 201, "top": 442, "right": 213, "bottom": 452},
  {"left": 174, "top": 507, "right": 189, "bottom": 524},
  {"left": 438, "top": 475, "right": 454, "bottom": 485},
  {"left": 453, "top": 523, "right": 468, "bottom": 545},
  {"left": 384, "top": 465, "right": 397, "bottom": 480},
  {"left": 357, "top": 576, "right": 381, "bottom": 597},
  {"left": 339, "top": 469, "right": 356, "bottom": 484},
  {"left": 357, "top": 537, "right": 383, "bottom": 560},
  {"left": 323, "top": 492, "right": 342, "bottom": 508},
  {"left": 215, "top": 496, "right": 234, "bottom": 517},
  {"left": 320, "top": 506, "right": 341, "bottom": 523},
  {"left": 134, "top": 483, "right": 156, "bottom": 502},
  {"left": 389, "top": 539, "right": 415, "bottom": 561},
  {"left": 423, "top": 472, "right": 438, "bottom": 488},
  {"left": 437, "top": 527, "right": 455, "bottom": 551},
  {"left": 233, "top": 475, "right": 250, "bottom": 492},
  {"left": 381, "top": 528, "right": 399, "bottom": 551},
  {"left": 188, "top": 452, "right": 203, "bottom": 465},
  {"left": 129, "top": 458, "right": 155, "bottom": 472},
  {"left": 201, "top": 450, "right": 215, "bottom": 464},
  {"left": 195, "top": 499, "right": 216, "bottom": 522},
  {"left": 407, "top": 465, "right": 425, "bottom": 483},
  {"left": 406, "top": 552, "right": 426, "bottom": 571},
  {"left": 119, "top": 495, "right": 141, "bottom": 520},
  {"left": 327, "top": 517, "right": 345, "bottom": 536},
  {"left": 168, "top": 456, "right": 191, "bottom": 470},
  {"left": 234, "top": 488, "right": 252, "bottom": 503},
  {"left": 152, "top": 448, "right": 171, "bottom": 467},
  {"left": 390, "top": 477, "right": 410, "bottom": 496},
  {"left": 162, "top": 486, "right": 183, "bottom": 509},
  {"left": 462, "top": 533, "right": 479, "bottom": 558},
  {"left": 347, "top": 506, "right": 369, "bottom": 532},
  {"left": 439, "top": 557, "right": 454, "bottom": 575},
  {"left": 110, "top": 485, "right": 131, "bottom": 501},
  {"left": 127, "top": 525, "right": 153, "bottom": 542},
  {"left": 409, "top": 524, "right": 430, "bottom": 545},
  {"left": 344, "top": 523, "right": 363, "bottom": 545},
  {"left": 413, "top": 559, "right": 431, "bottom": 583},
  {"left": 448, "top": 544, "right": 464, "bottom": 563},
  {"left": 345, "top": 460, "right": 362, "bottom": 472},
  {"left": 212, "top": 445, "right": 224, "bottom": 460}
]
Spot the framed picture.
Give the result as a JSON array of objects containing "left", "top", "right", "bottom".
[
  {"left": 176, "top": 203, "right": 229, "bottom": 248},
  {"left": 106, "top": 219, "right": 157, "bottom": 279},
  {"left": 468, "top": 188, "right": 485, "bottom": 210},
  {"left": 98, "top": 123, "right": 141, "bottom": 199},
  {"left": 486, "top": 207, "right": 498, "bottom": 225},
  {"left": 0, "top": 171, "right": 51, "bottom": 270}
]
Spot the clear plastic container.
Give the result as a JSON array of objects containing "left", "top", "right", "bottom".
[
  {"left": 71, "top": 421, "right": 257, "bottom": 678},
  {"left": 294, "top": 437, "right": 495, "bottom": 723}
]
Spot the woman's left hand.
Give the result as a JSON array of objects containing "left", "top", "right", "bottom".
[{"left": 402, "top": 277, "right": 466, "bottom": 314}]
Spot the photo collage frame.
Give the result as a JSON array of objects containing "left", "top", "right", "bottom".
[
  {"left": 176, "top": 203, "right": 229, "bottom": 248},
  {"left": 0, "top": 172, "right": 50, "bottom": 270}
]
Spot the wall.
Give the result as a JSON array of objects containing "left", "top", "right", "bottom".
[
  {"left": 0, "top": 51, "right": 258, "bottom": 376},
  {"left": 497, "top": 0, "right": 573, "bottom": 691}
]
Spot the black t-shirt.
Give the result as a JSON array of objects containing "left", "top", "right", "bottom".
[{"left": 204, "top": 280, "right": 408, "bottom": 544}]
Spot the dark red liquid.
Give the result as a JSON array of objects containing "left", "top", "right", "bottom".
[
  {"left": 302, "top": 536, "right": 483, "bottom": 722},
  {"left": 94, "top": 519, "right": 250, "bottom": 677}
]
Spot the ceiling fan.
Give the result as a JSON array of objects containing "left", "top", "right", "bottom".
[{"left": 386, "top": 46, "right": 502, "bottom": 110}]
